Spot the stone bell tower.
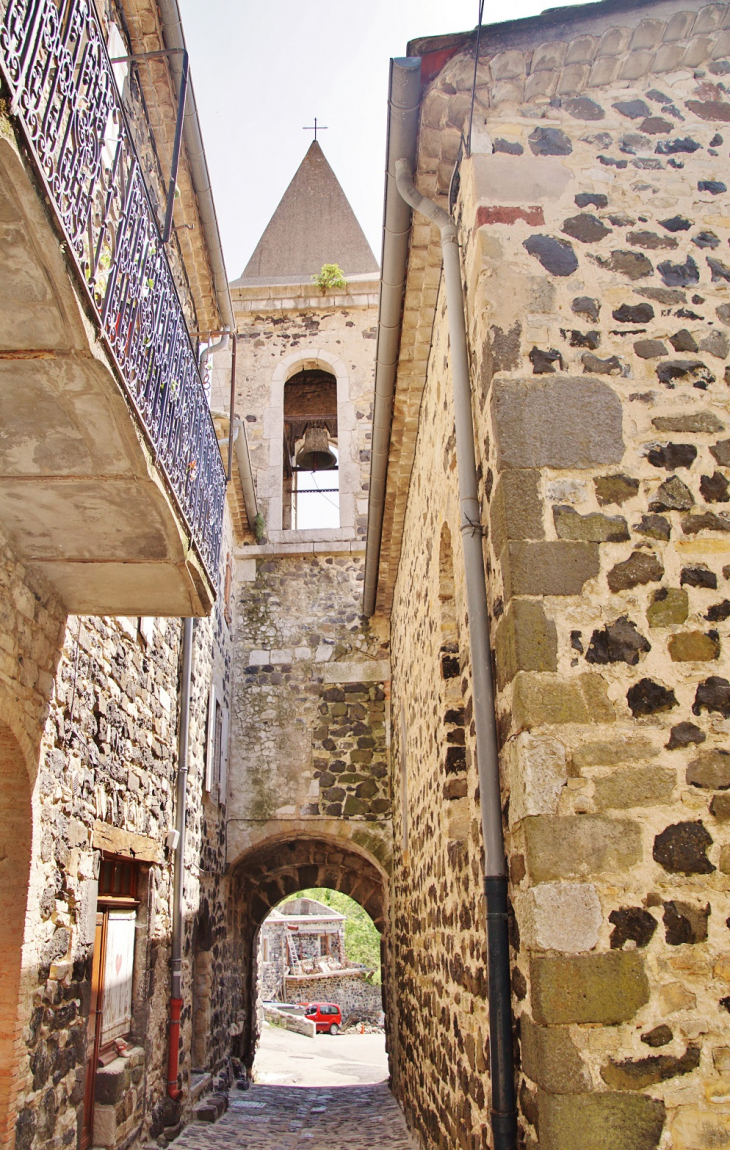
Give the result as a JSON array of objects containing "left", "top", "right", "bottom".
[{"left": 214, "top": 142, "right": 392, "bottom": 1066}]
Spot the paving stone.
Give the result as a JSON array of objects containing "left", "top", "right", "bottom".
[{"left": 174, "top": 1083, "right": 414, "bottom": 1150}]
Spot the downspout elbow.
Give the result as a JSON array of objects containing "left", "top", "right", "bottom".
[
  {"left": 394, "top": 160, "right": 454, "bottom": 237},
  {"left": 199, "top": 329, "right": 229, "bottom": 374}
]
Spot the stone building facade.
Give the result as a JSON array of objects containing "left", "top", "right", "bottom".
[
  {"left": 0, "top": 0, "right": 249, "bottom": 1144},
  {"left": 367, "top": 2, "right": 730, "bottom": 1148}
]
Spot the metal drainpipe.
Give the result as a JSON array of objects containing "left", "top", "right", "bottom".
[
  {"left": 394, "top": 160, "right": 517, "bottom": 1150},
  {"left": 167, "top": 616, "right": 193, "bottom": 1100}
]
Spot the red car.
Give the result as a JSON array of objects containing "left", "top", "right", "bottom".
[{"left": 303, "top": 1002, "right": 342, "bottom": 1034}]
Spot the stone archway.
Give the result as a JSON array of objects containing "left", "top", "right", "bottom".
[
  {"left": 0, "top": 721, "right": 32, "bottom": 1146},
  {"left": 231, "top": 834, "right": 387, "bottom": 1068}
]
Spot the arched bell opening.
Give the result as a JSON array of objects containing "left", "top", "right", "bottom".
[{"left": 283, "top": 369, "right": 340, "bottom": 530}]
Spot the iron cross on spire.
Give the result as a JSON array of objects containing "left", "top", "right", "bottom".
[{"left": 303, "top": 118, "right": 328, "bottom": 142}]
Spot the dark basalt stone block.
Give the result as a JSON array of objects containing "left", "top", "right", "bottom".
[
  {"left": 669, "top": 328, "right": 698, "bottom": 352},
  {"left": 523, "top": 234, "right": 578, "bottom": 276},
  {"left": 529, "top": 346, "right": 564, "bottom": 373},
  {"left": 693, "top": 676, "right": 730, "bottom": 718},
  {"left": 655, "top": 137, "right": 701, "bottom": 154},
  {"left": 564, "top": 97, "right": 605, "bottom": 121},
  {"left": 681, "top": 511, "right": 730, "bottom": 535},
  {"left": 613, "top": 302, "right": 654, "bottom": 323},
  {"left": 594, "top": 474, "right": 639, "bottom": 505},
  {"left": 642, "top": 1025, "right": 673, "bottom": 1048},
  {"left": 657, "top": 255, "right": 699, "bottom": 287},
  {"left": 582, "top": 353, "right": 621, "bottom": 375},
  {"left": 659, "top": 216, "right": 692, "bottom": 232},
  {"left": 634, "top": 340, "right": 668, "bottom": 358},
  {"left": 613, "top": 99, "right": 650, "bottom": 118},
  {"left": 598, "top": 154, "right": 628, "bottom": 168},
  {"left": 627, "top": 677, "right": 677, "bottom": 716},
  {"left": 708, "top": 257, "right": 730, "bottom": 282},
  {"left": 562, "top": 213, "right": 611, "bottom": 243},
  {"left": 572, "top": 295, "right": 600, "bottom": 320},
  {"left": 656, "top": 360, "right": 715, "bottom": 388},
  {"left": 693, "top": 231, "right": 720, "bottom": 248},
  {"left": 640, "top": 117, "right": 673, "bottom": 134},
  {"left": 569, "top": 329, "right": 601, "bottom": 348},
  {"left": 592, "top": 250, "right": 653, "bottom": 279},
  {"left": 493, "top": 138, "right": 523, "bottom": 154},
  {"left": 586, "top": 616, "right": 650, "bottom": 665},
  {"left": 681, "top": 565, "right": 718, "bottom": 589},
  {"left": 711, "top": 440, "right": 730, "bottom": 465},
  {"left": 698, "top": 179, "right": 727, "bottom": 194},
  {"left": 636, "top": 514, "right": 671, "bottom": 540},
  {"left": 609, "top": 552, "right": 664, "bottom": 591},
  {"left": 686, "top": 99, "right": 730, "bottom": 121},
  {"left": 609, "top": 906, "right": 658, "bottom": 949},
  {"left": 653, "top": 820, "right": 714, "bottom": 874},
  {"left": 627, "top": 230, "right": 677, "bottom": 249},
  {"left": 707, "top": 600, "right": 730, "bottom": 621},
  {"left": 649, "top": 476, "right": 694, "bottom": 511},
  {"left": 647, "top": 443, "right": 697, "bottom": 469},
  {"left": 575, "top": 192, "right": 608, "bottom": 208},
  {"left": 701, "top": 472, "right": 730, "bottom": 502},
  {"left": 528, "top": 127, "right": 573, "bottom": 155},
  {"left": 666, "top": 721, "right": 705, "bottom": 749},
  {"left": 663, "top": 900, "right": 710, "bottom": 944},
  {"left": 601, "top": 1045, "right": 700, "bottom": 1089}
]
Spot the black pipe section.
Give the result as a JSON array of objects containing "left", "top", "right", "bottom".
[{"left": 485, "top": 876, "right": 517, "bottom": 1150}]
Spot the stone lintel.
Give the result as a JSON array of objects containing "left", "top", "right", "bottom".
[{"left": 92, "top": 820, "right": 162, "bottom": 864}]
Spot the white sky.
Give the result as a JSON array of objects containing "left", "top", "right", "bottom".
[{"left": 178, "top": 0, "right": 586, "bottom": 282}]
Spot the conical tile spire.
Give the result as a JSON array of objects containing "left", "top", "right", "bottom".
[{"left": 234, "top": 142, "right": 378, "bottom": 285}]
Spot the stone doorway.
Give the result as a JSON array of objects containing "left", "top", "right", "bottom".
[
  {"left": 0, "top": 723, "right": 32, "bottom": 1147},
  {"left": 231, "top": 835, "right": 388, "bottom": 1076}
]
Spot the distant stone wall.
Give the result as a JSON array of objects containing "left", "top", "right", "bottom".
[
  {"left": 285, "top": 973, "right": 383, "bottom": 1021},
  {"left": 386, "top": 9, "right": 730, "bottom": 1150}
]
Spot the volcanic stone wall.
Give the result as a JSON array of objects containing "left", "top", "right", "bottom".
[
  {"left": 227, "top": 552, "right": 391, "bottom": 857},
  {"left": 388, "top": 10, "right": 730, "bottom": 1150},
  {"left": 13, "top": 518, "right": 239, "bottom": 1149}
]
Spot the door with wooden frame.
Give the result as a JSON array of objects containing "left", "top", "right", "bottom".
[{"left": 80, "top": 858, "right": 139, "bottom": 1150}]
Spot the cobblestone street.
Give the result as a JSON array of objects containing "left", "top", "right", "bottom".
[{"left": 174, "top": 1084, "right": 415, "bottom": 1150}]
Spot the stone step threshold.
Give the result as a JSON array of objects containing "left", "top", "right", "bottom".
[{"left": 193, "top": 1093, "right": 228, "bottom": 1124}]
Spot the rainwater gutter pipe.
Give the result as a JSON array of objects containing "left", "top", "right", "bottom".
[
  {"left": 363, "top": 55, "right": 517, "bottom": 1150},
  {"left": 363, "top": 58, "right": 421, "bottom": 617},
  {"left": 394, "top": 160, "right": 517, "bottom": 1150},
  {"left": 155, "top": 0, "right": 235, "bottom": 332},
  {"left": 167, "top": 616, "right": 193, "bottom": 1100}
]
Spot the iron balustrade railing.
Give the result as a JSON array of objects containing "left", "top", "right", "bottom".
[{"left": 0, "top": 0, "right": 226, "bottom": 582}]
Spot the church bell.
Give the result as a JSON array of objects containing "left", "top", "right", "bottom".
[{"left": 295, "top": 425, "right": 337, "bottom": 471}]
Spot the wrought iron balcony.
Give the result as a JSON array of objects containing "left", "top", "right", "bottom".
[{"left": 0, "top": 0, "right": 225, "bottom": 585}]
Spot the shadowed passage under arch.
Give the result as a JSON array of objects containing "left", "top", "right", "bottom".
[{"left": 231, "top": 836, "right": 387, "bottom": 1068}]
